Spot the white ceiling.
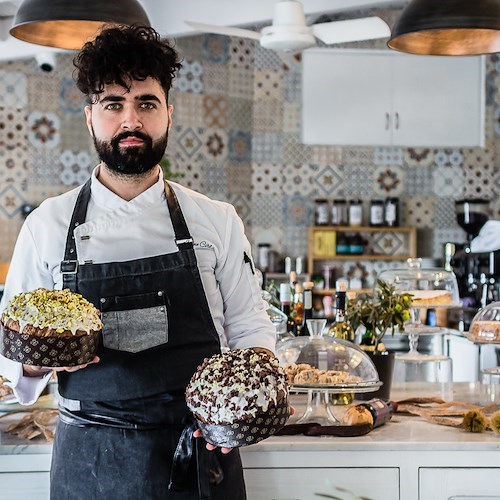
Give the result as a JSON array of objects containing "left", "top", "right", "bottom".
[{"left": 0, "top": 0, "right": 406, "bottom": 61}]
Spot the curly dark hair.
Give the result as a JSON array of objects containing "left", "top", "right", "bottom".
[{"left": 74, "top": 25, "right": 182, "bottom": 103}]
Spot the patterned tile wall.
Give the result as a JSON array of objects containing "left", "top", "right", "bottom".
[{"left": 0, "top": 7, "right": 498, "bottom": 281}]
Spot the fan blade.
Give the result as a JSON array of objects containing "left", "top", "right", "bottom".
[
  {"left": 185, "top": 21, "right": 261, "bottom": 41},
  {"left": 312, "top": 16, "right": 391, "bottom": 45}
]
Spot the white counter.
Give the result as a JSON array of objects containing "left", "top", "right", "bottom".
[{"left": 0, "top": 385, "right": 499, "bottom": 500}]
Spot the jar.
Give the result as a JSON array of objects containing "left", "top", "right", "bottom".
[
  {"left": 331, "top": 199, "right": 348, "bottom": 226},
  {"left": 384, "top": 197, "right": 399, "bottom": 227},
  {"left": 314, "top": 199, "right": 329, "bottom": 225},
  {"left": 349, "top": 199, "right": 363, "bottom": 226},
  {"left": 257, "top": 243, "right": 271, "bottom": 272},
  {"left": 370, "top": 199, "right": 384, "bottom": 226}
]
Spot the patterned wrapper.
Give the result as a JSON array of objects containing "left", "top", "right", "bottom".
[
  {"left": 196, "top": 396, "right": 290, "bottom": 448},
  {"left": 0, "top": 323, "right": 100, "bottom": 367}
]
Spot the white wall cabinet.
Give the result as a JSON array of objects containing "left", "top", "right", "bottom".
[{"left": 302, "top": 49, "right": 485, "bottom": 148}]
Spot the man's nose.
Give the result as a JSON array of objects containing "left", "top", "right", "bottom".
[{"left": 121, "top": 108, "right": 142, "bottom": 131}]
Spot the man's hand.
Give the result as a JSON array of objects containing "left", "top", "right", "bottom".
[
  {"left": 23, "top": 356, "right": 100, "bottom": 377},
  {"left": 193, "top": 428, "right": 233, "bottom": 454}
]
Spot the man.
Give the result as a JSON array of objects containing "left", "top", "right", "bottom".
[{"left": 0, "top": 25, "right": 276, "bottom": 499}]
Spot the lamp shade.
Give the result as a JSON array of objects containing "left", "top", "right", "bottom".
[
  {"left": 10, "top": 0, "right": 150, "bottom": 50},
  {"left": 388, "top": 0, "right": 500, "bottom": 56}
]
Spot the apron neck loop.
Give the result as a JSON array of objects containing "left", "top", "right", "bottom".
[{"left": 164, "top": 182, "right": 194, "bottom": 251}]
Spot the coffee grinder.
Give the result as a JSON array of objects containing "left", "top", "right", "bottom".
[{"left": 445, "top": 199, "right": 500, "bottom": 330}]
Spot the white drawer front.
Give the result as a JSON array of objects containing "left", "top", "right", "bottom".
[
  {"left": 420, "top": 468, "right": 500, "bottom": 500},
  {"left": 244, "top": 467, "right": 399, "bottom": 500},
  {"left": 0, "top": 472, "right": 49, "bottom": 499}
]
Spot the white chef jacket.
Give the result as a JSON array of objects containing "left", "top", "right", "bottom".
[{"left": 0, "top": 166, "right": 276, "bottom": 404}]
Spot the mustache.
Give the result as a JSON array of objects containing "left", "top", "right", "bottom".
[{"left": 111, "top": 131, "right": 152, "bottom": 147}]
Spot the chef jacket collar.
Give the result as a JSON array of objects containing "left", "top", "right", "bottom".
[{"left": 90, "top": 164, "right": 165, "bottom": 212}]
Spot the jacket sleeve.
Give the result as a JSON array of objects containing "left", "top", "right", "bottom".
[
  {"left": 215, "top": 205, "right": 276, "bottom": 353},
  {"left": 0, "top": 218, "right": 55, "bottom": 405}
]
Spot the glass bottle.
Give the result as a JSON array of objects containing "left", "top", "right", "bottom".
[
  {"left": 314, "top": 199, "right": 329, "bottom": 226},
  {"left": 301, "top": 281, "right": 314, "bottom": 335},
  {"left": 331, "top": 199, "right": 348, "bottom": 226},
  {"left": 293, "top": 283, "right": 305, "bottom": 336},
  {"left": 357, "top": 398, "right": 394, "bottom": 428},
  {"left": 384, "top": 197, "right": 399, "bottom": 227},
  {"left": 348, "top": 199, "right": 363, "bottom": 226},
  {"left": 328, "top": 279, "right": 355, "bottom": 341},
  {"left": 336, "top": 232, "right": 349, "bottom": 256},
  {"left": 279, "top": 283, "right": 297, "bottom": 336},
  {"left": 370, "top": 199, "right": 384, "bottom": 226}
]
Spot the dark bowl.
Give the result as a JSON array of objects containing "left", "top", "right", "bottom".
[
  {"left": 0, "top": 323, "right": 100, "bottom": 367},
  {"left": 196, "top": 395, "right": 290, "bottom": 448}
]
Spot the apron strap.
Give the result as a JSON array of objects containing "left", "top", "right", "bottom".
[
  {"left": 164, "top": 181, "right": 194, "bottom": 251},
  {"left": 61, "top": 179, "right": 92, "bottom": 291}
]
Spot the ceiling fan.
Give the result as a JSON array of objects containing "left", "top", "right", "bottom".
[{"left": 186, "top": 0, "right": 391, "bottom": 67}]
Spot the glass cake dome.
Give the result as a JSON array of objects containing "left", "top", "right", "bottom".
[
  {"left": 467, "top": 301, "right": 500, "bottom": 344},
  {"left": 377, "top": 258, "right": 460, "bottom": 308}
]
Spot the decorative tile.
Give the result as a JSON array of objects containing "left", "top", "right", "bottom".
[
  {"left": 432, "top": 165, "right": 465, "bottom": 198},
  {"left": 170, "top": 156, "right": 203, "bottom": 193},
  {"left": 282, "top": 102, "right": 301, "bottom": 134},
  {"left": 372, "top": 165, "right": 405, "bottom": 196},
  {"left": 344, "top": 164, "right": 375, "bottom": 197},
  {"left": 254, "top": 69, "right": 283, "bottom": 100},
  {"left": 254, "top": 44, "right": 282, "bottom": 70},
  {"left": 173, "top": 60, "right": 203, "bottom": 94},
  {"left": 374, "top": 147, "right": 404, "bottom": 166},
  {"left": 28, "top": 150, "right": 63, "bottom": 185},
  {"left": 203, "top": 129, "right": 228, "bottom": 161},
  {"left": 281, "top": 133, "right": 312, "bottom": 164},
  {"left": 463, "top": 146, "right": 496, "bottom": 199},
  {"left": 283, "top": 195, "right": 313, "bottom": 227},
  {"left": 434, "top": 197, "right": 457, "bottom": 228},
  {"left": 0, "top": 71, "right": 28, "bottom": 109},
  {"left": 176, "top": 35, "right": 203, "bottom": 61},
  {"left": 227, "top": 193, "right": 251, "bottom": 227},
  {"left": 228, "top": 98, "right": 252, "bottom": 131},
  {"left": 227, "top": 162, "right": 252, "bottom": 196},
  {"left": 228, "top": 66, "right": 254, "bottom": 99},
  {"left": 252, "top": 99, "right": 283, "bottom": 132},
  {"left": 370, "top": 231, "right": 406, "bottom": 256},
  {"left": 173, "top": 125, "right": 204, "bottom": 159},
  {"left": 228, "top": 37, "right": 255, "bottom": 70},
  {"left": 203, "top": 95, "right": 228, "bottom": 128},
  {"left": 228, "top": 130, "right": 252, "bottom": 163},
  {"left": 202, "top": 34, "right": 230, "bottom": 64},
  {"left": 404, "top": 164, "right": 433, "bottom": 196},
  {"left": 0, "top": 147, "right": 28, "bottom": 191},
  {"left": 59, "top": 150, "right": 93, "bottom": 186},
  {"left": 310, "top": 146, "right": 342, "bottom": 165},
  {"left": 433, "top": 228, "right": 468, "bottom": 259},
  {"left": 312, "top": 164, "right": 344, "bottom": 197},
  {"left": 28, "top": 111, "right": 60, "bottom": 148},
  {"left": 252, "top": 163, "right": 283, "bottom": 195},
  {"left": 252, "top": 195, "right": 284, "bottom": 227},
  {"left": 404, "top": 196, "right": 434, "bottom": 228},
  {"left": 202, "top": 62, "right": 229, "bottom": 96},
  {"left": 59, "top": 114, "right": 93, "bottom": 151},
  {"left": 0, "top": 184, "right": 26, "bottom": 218},
  {"left": 494, "top": 106, "right": 500, "bottom": 136},
  {"left": 0, "top": 107, "right": 27, "bottom": 150},
  {"left": 434, "top": 148, "right": 464, "bottom": 167},
  {"left": 27, "top": 74, "right": 60, "bottom": 111},
  {"left": 171, "top": 93, "right": 205, "bottom": 127},
  {"left": 202, "top": 162, "right": 227, "bottom": 194},
  {"left": 404, "top": 148, "right": 434, "bottom": 168},
  {"left": 283, "top": 70, "right": 301, "bottom": 103},
  {"left": 0, "top": 218, "right": 23, "bottom": 261},
  {"left": 60, "top": 78, "right": 86, "bottom": 114},
  {"left": 282, "top": 225, "right": 309, "bottom": 260},
  {"left": 341, "top": 147, "right": 374, "bottom": 166},
  {"left": 282, "top": 163, "right": 317, "bottom": 196},
  {"left": 252, "top": 133, "right": 281, "bottom": 163}
]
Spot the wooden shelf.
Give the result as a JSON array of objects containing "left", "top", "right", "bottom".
[{"left": 312, "top": 254, "right": 414, "bottom": 261}]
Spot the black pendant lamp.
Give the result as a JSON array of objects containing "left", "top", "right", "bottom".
[
  {"left": 388, "top": 0, "right": 500, "bottom": 56},
  {"left": 10, "top": 0, "right": 150, "bottom": 50}
]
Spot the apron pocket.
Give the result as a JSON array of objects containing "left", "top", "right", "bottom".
[{"left": 100, "top": 291, "right": 169, "bottom": 353}]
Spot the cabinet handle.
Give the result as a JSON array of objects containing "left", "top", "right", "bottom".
[
  {"left": 385, "top": 112, "right": 390, "bottom": 130},
  {"left": 395, "top": 112, "right": 400, "bottom": 130}
]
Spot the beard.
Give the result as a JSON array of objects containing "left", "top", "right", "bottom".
[{"left": 92, "top": 128, "right": 168, "bottom": 176}]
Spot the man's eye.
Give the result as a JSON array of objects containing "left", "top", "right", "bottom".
[
  {"left": 140, "top": 102, "right": 156, "bottom": 109},
  {"left": 104, "top": 103, "right": 121, "bottom": 111}
]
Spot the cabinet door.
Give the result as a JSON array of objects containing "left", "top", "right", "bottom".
[
  {"left": 0, "top": 472, "right": 49, "bottom": 499},
  {"left": 302, "top": 49, "right": 393, "bottom": 146},
  {"left": 392, "top": 54, "right": 485, "bottom": 148},
  {"left": 244, "top": 467, "right": 399, "bottom": 500},
  {"left": 420, "top": 468, "right": 500, "bottom": 499}
]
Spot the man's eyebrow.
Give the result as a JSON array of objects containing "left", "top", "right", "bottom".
[
  {"left": 136, "top": 94, "right": 162, "bottom": 103},
  {"left": 99, "top": 95, "right": 125, "bottom": 104},
  {"left": 98, "top": 94, "right": 162, "bottom": 104}
]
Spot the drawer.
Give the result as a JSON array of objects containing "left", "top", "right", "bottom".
[
  {"left": 420, "top": 468, "right": 500, "bottom": 500},
  {"left": 0, "top": 472, "right": 49, "bottom": 499},
  {"left": 244, "top": 467, "right": 399, "bottom": 500}
]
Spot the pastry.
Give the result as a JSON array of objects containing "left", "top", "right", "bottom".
[
  {"left": 408, "top": 290, "right": 453, "bottom": 306},
  {"left": 469, "top": 321, "right": 500, "bottom": 343}
]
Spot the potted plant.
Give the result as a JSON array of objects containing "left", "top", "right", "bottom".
[{"left": 346, "top": 279, "right": 413, "bottom": 399}]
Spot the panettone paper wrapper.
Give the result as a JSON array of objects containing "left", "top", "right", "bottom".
[
  {"left": 196, "top": 396, "right": 290, "bottom": 448},
  {"left": 0, "top": 323, "right": 99, "bottom": 367}
]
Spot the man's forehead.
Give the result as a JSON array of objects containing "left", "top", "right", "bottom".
[{"left": 95, "top": 78, "right": 166, "bottom": 102}]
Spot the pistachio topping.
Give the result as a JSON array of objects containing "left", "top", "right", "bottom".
[{"left": 2, "top": 288, "right": 102, "bottom": 335}]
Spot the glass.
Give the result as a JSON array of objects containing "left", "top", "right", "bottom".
[
  {"left": 305, "top": 319, "right": 326, "bottom": 337},
  {"left": 480, "top": 367, "right": 500, "bottom": 404},
  {"left": 261, "top": 290, "right": 291, "bottom": 343},
  {"left": 276, "top": 333, "right": 381, "bottom": 425},
  {"left": 467, "top": 301, "right": 500, "bottom": 343}
]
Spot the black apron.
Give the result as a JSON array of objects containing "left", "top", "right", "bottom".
[{"left": 50, "top": 179, "right": 246, "bottom": 500}]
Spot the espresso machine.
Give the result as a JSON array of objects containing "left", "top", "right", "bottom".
[{"left": 444, "top": 199, "right": 500, "bottom": 330}]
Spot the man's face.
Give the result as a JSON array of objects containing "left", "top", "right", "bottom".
[{"left": 85, "top": 77, "right": 173, "bottom": 175}]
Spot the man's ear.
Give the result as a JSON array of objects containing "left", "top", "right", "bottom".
[
  {"left": 84, "top": 105, "right": 93, "bottom": 135},
  {"left": 167, "top": 104, "right": 173, "bottom": 132}
]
